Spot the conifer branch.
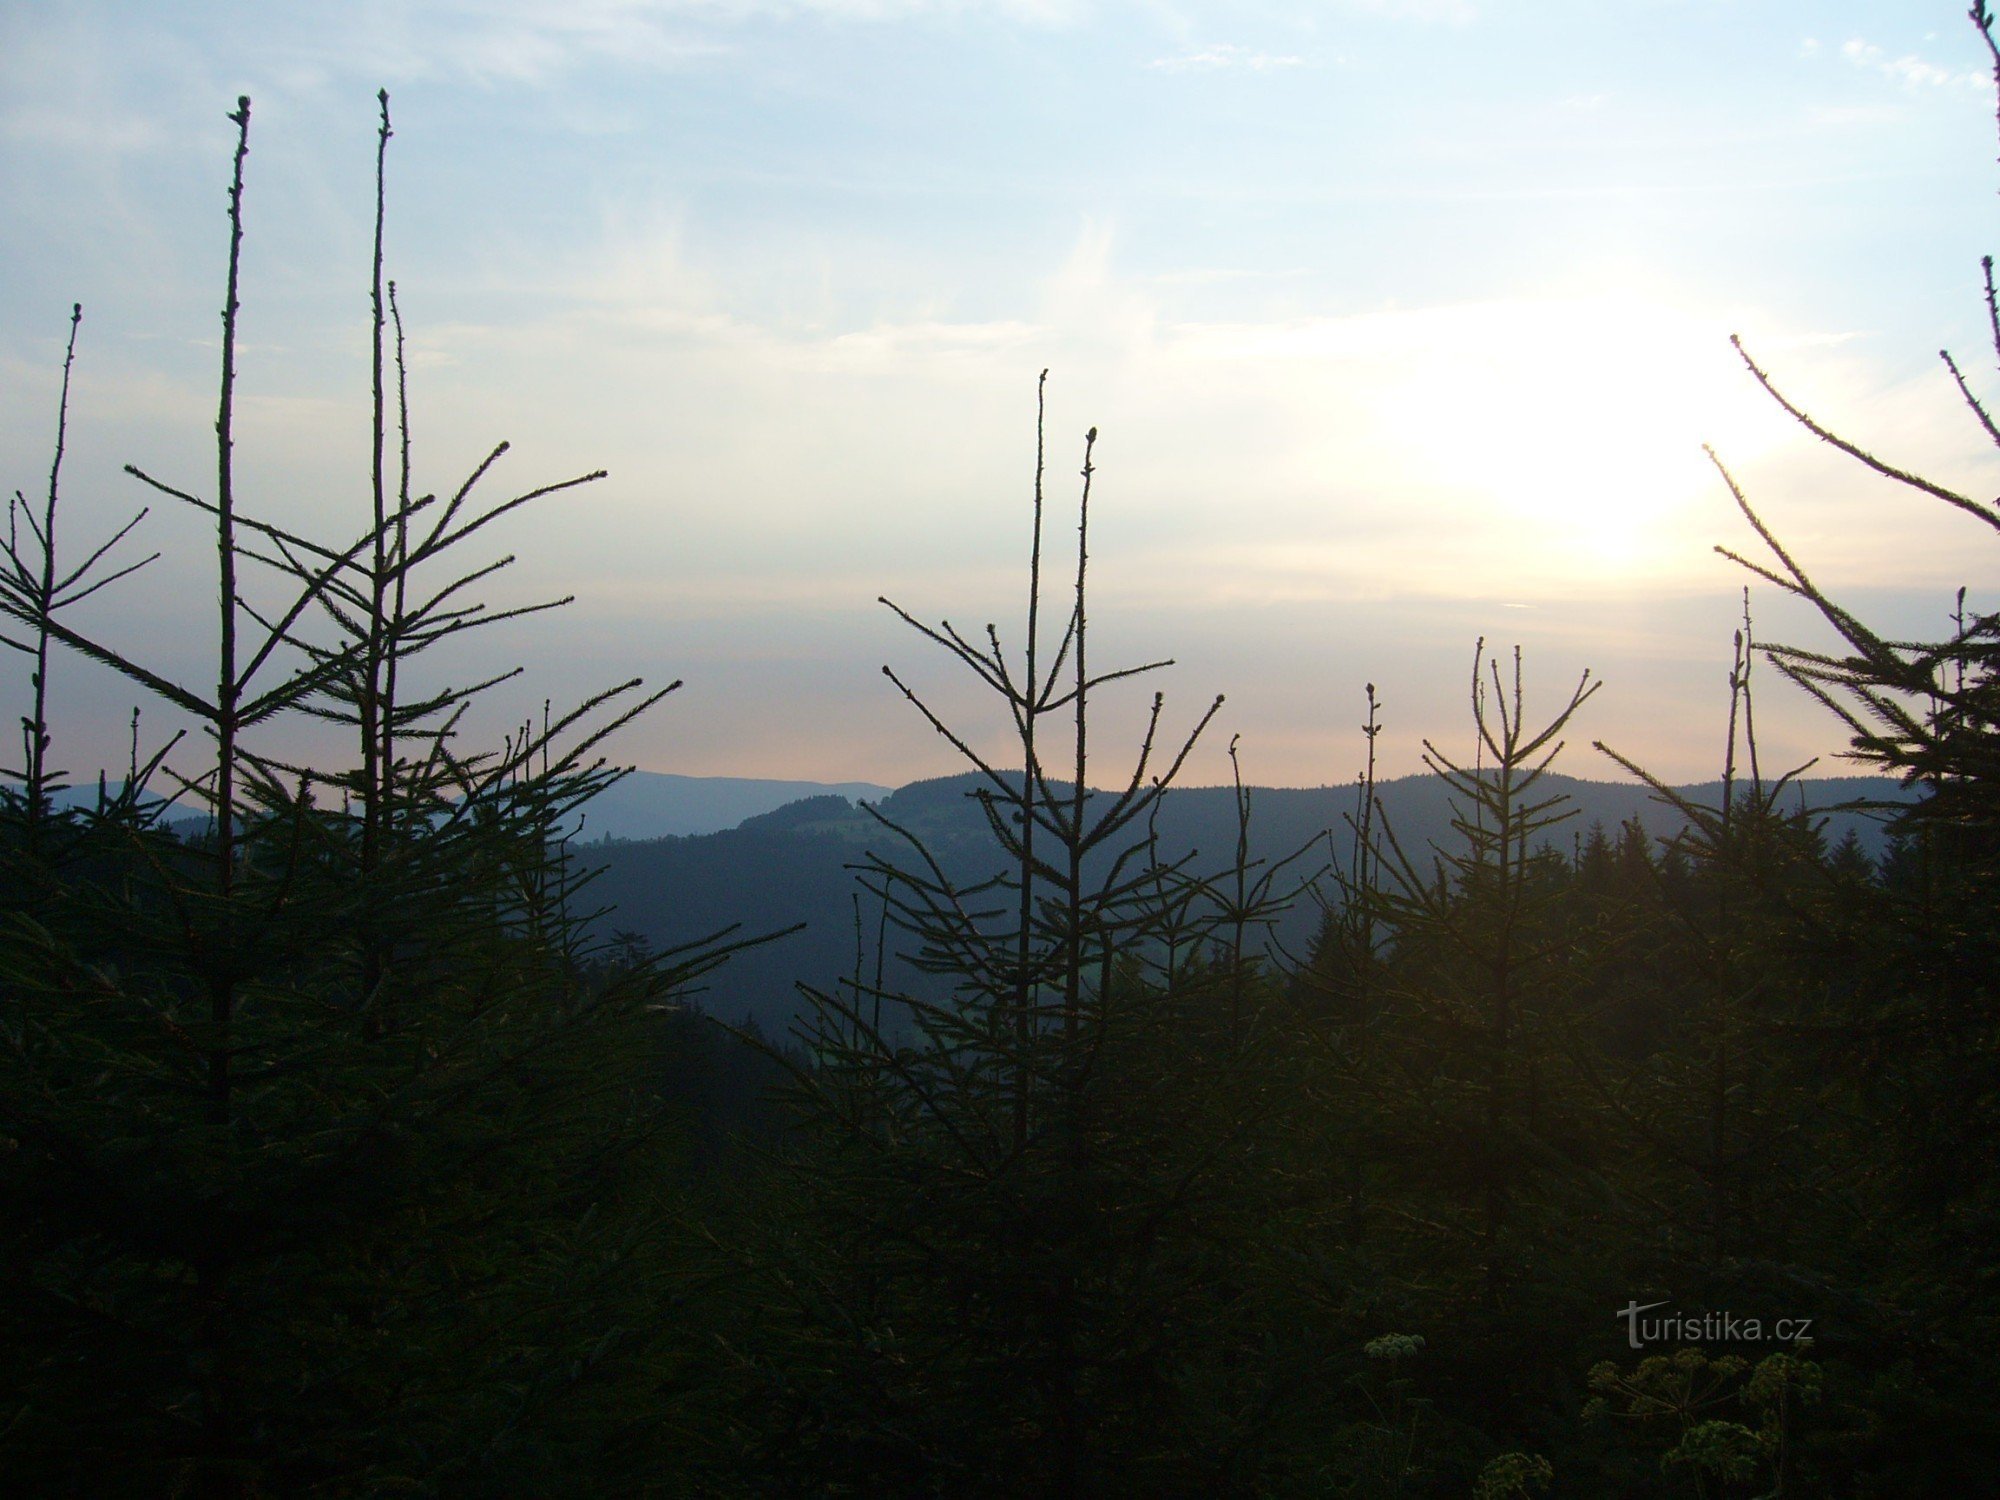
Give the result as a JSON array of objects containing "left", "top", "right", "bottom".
[{"left": 1731, "top": 334, "right": 2000, "bottom": 529}]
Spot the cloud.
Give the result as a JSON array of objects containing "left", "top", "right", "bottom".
[
  {"left": 1147, "top": 42, "right": 1306, "bottom": 74},
  {"left": 0, "top": 108, "right": 163, "bottom": 152},
  {"left": 10, "top": 212, "right": 1981, "bottom": 790},
  {"left": 354, "top": 1, "right": 750, "bottom": 87},
  {"left": 0, "top": 0, "right": 1085, "bottom": 101},
  {"left": 406, "top": 0, "right": 1087, "bottom": 84},
  {"left": 1840, "top": 37, "right": 1986, "bottom": 91},
  {"left": 1805, "top": 103, "right": 1905, "bottom": 129},
  {"left": 1146, "top": 267, "right": 1304, "bottom": 287},
  {"left": 1343, "top": 0, "right": 1475, "bottom": 22}
]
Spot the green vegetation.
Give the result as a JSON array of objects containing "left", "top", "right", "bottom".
[{"left": 6, "top": 13, "right": 2000, "bottom": 1496}]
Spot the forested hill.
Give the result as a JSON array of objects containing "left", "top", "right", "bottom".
[
  {"left": 578, "top": 770, "right": 893, "bottom": 839},
  {"left": 586, "top": 770, "right": 1911, "bottom": 1034}
]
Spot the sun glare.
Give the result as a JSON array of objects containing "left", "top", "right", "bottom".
[{"left": 1370, "top": 296, "right": 1779, "bottom": 585}]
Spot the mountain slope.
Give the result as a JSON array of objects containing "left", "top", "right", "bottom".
[
  {"left": 586, "top": 771, "right": 1913, "bottom": 1035},
  {"left": 577, "top": 771, "right": 892, "bottom": 840}
]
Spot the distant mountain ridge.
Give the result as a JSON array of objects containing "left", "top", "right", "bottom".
[
  {"left": 4, "top": 771, "right": 894, "bottom": 843},
  {"left": 583, "top": 769, "right": 1915, "bottom": 1035},
  {"left": 578, "top": 771, "right": 892, "bottom": 840}
]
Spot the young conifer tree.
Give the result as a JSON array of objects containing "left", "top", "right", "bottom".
[
  {"left": 1647, "top": 10, "right": 2000, "bottom": 1482},
  {"left": 1699, "top": 7, "right": 2000, "bottom": 927},
  {"left": 0, "top": 94, "right": 742, "bottom": 1496},
  {"left": 1, "top": 303, "right": 178, "bottom": 888},
  {"left": 1361, "top": 643, "right": 1598, "bottom": 1308},
  {"left": 750, "top": 377, "right": 1321, "bottom": 1495},
  {"left": 1296, "top": 642, "right": 1632, "bottom": 1457},
  {"left": 1591, "top": 595, "right": 1836, "bottom": 1275}
]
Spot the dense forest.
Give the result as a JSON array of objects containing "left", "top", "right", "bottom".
[
  {"left": 578, "top": 769, "right": 1911, "bottom": 1041},
  {"left": 6, "top": 14, "right": 2000, "bottom": 1496}
]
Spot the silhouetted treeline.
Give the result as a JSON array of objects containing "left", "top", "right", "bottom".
[
  {"left": 584, "top": 769, "right": 1910, "bottom": 1037},
  {"left": 8, "top": 30, "right": 2000, "bottom": 1497}
]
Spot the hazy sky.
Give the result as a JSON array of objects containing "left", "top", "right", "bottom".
[{"left": 4, "top": 0, "right": 1997, "bottom": 791}]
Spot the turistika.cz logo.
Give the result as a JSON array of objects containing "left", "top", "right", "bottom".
[{"left": 1616, "top": 1300, "right": 1814, "bottom": 1351}]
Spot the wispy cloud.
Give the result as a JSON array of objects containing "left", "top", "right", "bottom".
[
  {"left": 1805, "top": 102, "right": 1904, "bottom": 129},
  {"left": 1840, "top": 37, "right": 1985, "bottom": 91},
  {"left": 1344, "top": 0, "right": 1475, "bottom": 22},
  {"left": 377, "top": 1, "right": 747, "bottom": 86},
  {"left": 1147, "top": 266, "right": 1304, "bottom": 287},
  {"left": 1147, "top": 42, "right": 1306, "bottom": 74},
  {"left": 0, "top": 107, "right": 163, "bottom": 152},
  {"left": 288, "top": 0, "right": 1086, "bottom": 89}
]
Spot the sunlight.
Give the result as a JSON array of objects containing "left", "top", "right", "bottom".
[{"left": 1368, "top": 295, "right": 1782, "bottom": 582}]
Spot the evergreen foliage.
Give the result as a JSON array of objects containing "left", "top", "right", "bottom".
[
  {"left": 732, "top": 379, "right": 1331, "bottom": 1495},
  {"left": 0, "top": 93, "right": 754, "bottom": 1496},
  {"left": 8, "top": 10, "right": 2000, "bottom": 1493}
]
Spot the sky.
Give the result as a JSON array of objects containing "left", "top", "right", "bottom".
[{"left": 3, "top": 0, "right": 1998, "bottom": 793}]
